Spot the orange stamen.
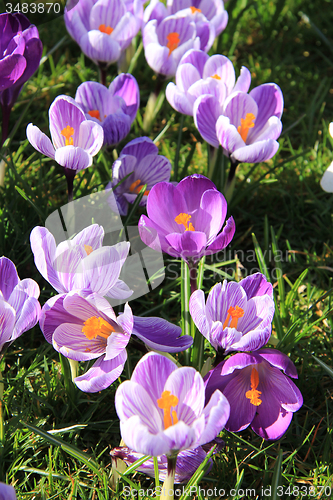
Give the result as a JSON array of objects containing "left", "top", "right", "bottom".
[
  {"left": 223, "top": 305, "right": 244, "bottom": 329},
  {"left": 99, "top": 24, "right": 113, "bottom": 35},
  {"left": 82, "top": 316, "right": 115, "bottom": 340},
  {"left": 190, "top": 6, "right": 201, "bottom": 13},
  {"left": 129, "top": 179, "right": 150, "bottom": 196},
  {"left": 211, "top": 74, "right": 221, "bottom": 80},
  {"left": 88, "top": 109, "right": 101, "bottom": 121},
  {"left": 84, "top": 244, "right": 93, "bottom": 255},
  {"left": 245, "top": 367, "right": 262, "bottom": 406},
  {"left": 237, "top": 112, "right": 256, "bottom": 142},
  {"left": 166, "top": 32, "right": 180, "bottom": 57},
  {"left": 174, "top": 213, "right": 195, "bottom": 231},
  {"left": 157, "top": 390, "right": 179, "bottom": 429},
  {"left": 61, "top": 125, "right": 74, "bottom": 146}
]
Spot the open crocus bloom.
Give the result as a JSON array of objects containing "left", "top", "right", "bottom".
[
  {"left": 194, "top": 83, "right": 283, "bottom": 163},
  {"left": 166, "top": 49, "right": 251, "bottom": 116},
  {"left": 64, "top": 0, "right": 143, "bottom": 66},
  {"left": 320, "top": 122, "right": 333, "bottom": 192},
  {"left": 30, "top": 224, "right": 132, "bottom": 300},
  {"left": 0, "top": 482, "right": 17, "bottom": 500},
  {"left": 189, "top": 273, "right": 274, "bottom": 354},
  {"left": 138, "top": 174, "right": 235, "bottom": 264},
  {"left": 27, "top": 95, "right": 104, "bottom": 171},
  {"left": 142, "top": 9, "right": 214, "bottom": 77},
  {"left": 40, "top": 293, "right": 192, "bottom": 392},
  {"left": 204, "top": 349, "right": 303, "bottom": 440},
  {"left": 0, "top": 257, "right": 40, "bottom": 352},
  {"left": 106, "top": 137, "right": 171, "bottom": 215},
  {"left": 75, "top": 74, "right": 139, "bottom": 146},
  {"left": 115, "top": 352, "right": 230, "bottom": 456}
]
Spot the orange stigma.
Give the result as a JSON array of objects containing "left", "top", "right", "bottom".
[
  {"left": 61, "top": 125, "right": 74, "bottom": 146},
  {"left": 129, "top": 179, "right": 150, "bottom": 196},
  {"left": 99, "top": 24, "right": 113, "bottom": 35},
  {"left": 237, "top": 112, "right": 256, "bottom": 142},
  {"left": 82, "top": 316, "right": 115, "bottom": 340},
  {"left": 211, "top": 74, "right": 221, "bottom": 80},
  {"left": 190, "top": 6, "right": 201, "bottom": 13},
  {"left": 84, "top": 244, "right": 93, "bottom": 255},
  {"left": 157, "top": 390, "right": 179, "bottom": 429},
  {"left": 175, "top": 213, "right": 195, "bottom": 231},
  {"left": 223, "top": 305, "right": 244, "bottom": 329},
  {"left": 88, "top": 109, "right": 101, "bottom": 121},
  {"left": 245, "top": 367, "right": 262, "bottom": 406},
  {"left": 166, "top": 32, "right": 180, "bottom": 57}
]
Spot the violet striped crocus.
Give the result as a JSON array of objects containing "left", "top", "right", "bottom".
[
  {"left": 40, "top": 293, "right": 193, "bottom": 392},
  {"left": 0, "top": 482, "right": 17, "bottom": 500},
  {"left": 189, "top": 273, "right": 274, "bottom": 354},
  {"left": 0, "top": 257, "right": 40, "bottom": 353},
  {"left": 74, "top": 74, "right": 139, "bottom": 147},
  {"left": 194, "top": 82, "right": 284, "bottom": 163},
  {"left": 106, "top": 137, "right": 172, "bottom": 215},
  {"left": 138, "top": 174, "right": 235, "bottom": 264},
  {"left": 204, "top": 349, "right": 303, "bottom": 440},
  {"left": 115, "top": 351, "right": 230, "bottom": 456},
  {"left": 166, "top": 49, "right": 251, "bottom": 116},
  {"left": 64, "top": 0, "right": 143, "bottom": 67},
  {"left": 30, "top": 224, "right": 132, "bottom": 300}
]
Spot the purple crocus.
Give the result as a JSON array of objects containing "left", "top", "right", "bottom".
[
  {"left": 40, "top": 293, "right": 193, "bottom": 392},
  {"left": 115, "top": 351, "right": 230, "bottom": 456},
  {"left": 0, "top": 13, "right": 43, "bottom": 145},
  {"left": 138, "top": 174, "right": 235, "bottom": 264},
  {"left": 0, "top": 257, "right": 40, "bottom": 353},
  {"left": 204, "top": 349, "right": 303, "bottom": 440},
  {"left": 30, "top": 224, "right": 132, "bottom": 300},
  {"left": 64, "top": 0, "right": 143, "bottom": 67},
  {"left": 142, "top": 9, "right": 215, "bottom": 77},
  {"left": 189, "top": 273, "right": 274, "bottom": 354},
  {"left": 106, "top": 137, "right": 172, "bottom": 215},
  {"left": 166, "top": 49, "right": 251, "bottom": 116},
  {"left": 0, "top": 483, "right": 17, "bottom": 500},
  {"left": 74, "top": 74, "right": 139, "bottom": 147},
  {"left": 194, "top": 83, "right": 284, "bottom": 163}
]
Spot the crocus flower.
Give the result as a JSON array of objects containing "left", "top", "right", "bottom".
[
  {"left": 40, "top": 293, "right": 193, "bottom": 392},
  {"left": 74, "top": 74, "right": 140, "bottom": 146},
  {"left": 166, "top": 49, "right": 251, "bottom": 116},
  {"left": 194, "top": 83, "right": 284, "bottom": 163},
  {"left": 115, "top": 352, "right": 230, "bottom": 456},
  {"left": 189, "top": 273, "right": 274, "bottom": 354},
  {"left": 138, "top": 174, "right": 235, "bottom": 264},
  {"left": 106, "top": 137, "right": 172, "bottom": 215},
  {"left": 320, "top": 122, "right": 333, "bottom": 192},
  {"left": 26, "top": 95, "right": 104, "bottom": 171},
  {"left": 0, "top": 482, "right": 17, "bottom": 500},
  {"left": 0, "top": 13, "right": 43, "bottom": 144},
  {"left": 142, "top": 9, "right": 215, "bottom": 77},
  {"left": 30, "top": 224, "right": 132, "bottom": 300},
  {"left": 0, "top": 257, "right": 40, "bottom": 353},
  {"left": 64, "top": 0, "right": 143, "bottom": 66},
  {"left": 204, "top": 349, "right": 303, "bottom": 440}
]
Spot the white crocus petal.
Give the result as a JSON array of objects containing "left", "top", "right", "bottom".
[{"left": 320, "top": 161, "right": 333, "bottom": 193}]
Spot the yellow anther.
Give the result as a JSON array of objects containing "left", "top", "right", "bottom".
[
  {"left": 84, "top": 244, "right": 93, "bottom": 255},
  {"left": 99, "top": 24, "right": 113, "bottom": 35},
  {"left": 88, "top": 109, "right": 101, "bottom": 121},
  {"left": 129, "top": 179, "right": 150, "bottom": 196},
  {"left": 82, "top": 316, "right": 115, "bottom": 340},
  {"left": 190, "top": 6, "right": 201, "bottom": 13},
  {"left": 211, "top": 74, "right": 221, "bottom": 80},
  {"left": 223, "top": 305, "right": 244, "bottom": 329},
  {"left": 237, "top": 112, "right": 256, "bottom": 142},
  {"left": 61, "top": 125, "right": 74, "bottom": 146},
  {"left": 174, "top": 213, "right": 195, "bottom": 231},
  {"left": 245, "top": 367, "right": 262, "bottom": 406},
  {"left": 166, "top": 32, "right": 180, "bottom": 57},
  {"left": 157, "top": 390, "right": 179, "bottom": 429}
]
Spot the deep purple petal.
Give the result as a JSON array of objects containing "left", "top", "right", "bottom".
[
  {"left": 240, "top": 272, "right": 273, "bottom": 299},
  {"left": 132, "top": 316, "right": 193, "bottom": 352},
  {"left": 0, "top": 54, "right": 26, "bottom": 91},
  {"left": 0, "top": 257, "right": 19, "bottom": 301},
  {"left": 165, "top": 230, "right": 207, "bottom": 261},
  {"left": 257, "top": 348, "right": 299, "bottom": 378},
  {"left": 39, "top": 294, "right": 80, "bottom": 344},
  {"left": 102, "top": 112, "right": 131, "bottom": 146},
  {"left": 205, "top": 216, "right": 236, "bottom": 254},
  {"left": 146, "top": 182, "right": 188, "bottom": 233}
]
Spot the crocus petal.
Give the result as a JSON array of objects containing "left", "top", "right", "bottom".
[
  {"left": 206, "top": 216, "right": 235, "bottom": 253},
  {"left": 216, "top": 115, "right": 244, "bottom": 153},
  {"left": 0, "top": 298, "right": 16, "bottom": 349},
  {"left": 0, "top": 54, "right": 26, "bottom": 91},
  {"left": 102, "top": 113, "right": 131, "bottom": 146},
  {"left": 132, "top": 316, "right": 193, "bottom": 352},
  {"left": 26, "top": 124, "right": 56, "bottom": 160},
  {"left": 198, "top": 390, "right": 230, "bottom": 445},
  {"left": 231, "top": 139, "right": 279, "bottom": 164},
  {"left": 320, "top": 161, "right": 333, "bottom": 193},
  {"left": 257, "top": 348, "right": 299, "bottom": 378},
  {"left": 49, "top": 95, "right": 87, "bottom": 149},
  {"left": 77, "top": 120, "right": 104, "bottom": 155},
  {"left": 166, "top": 82, "right": 194, "bottom": 115},
  {"left": 39, "top": 294, "right": 81, "bottom": 343},
  {"left": 146, "top": 182, "right": 188, "bottom": 234},
  {"left": 251, "top": 407, "right": 293, "bottom": 440},
  {"left": 9, "top": 293, "right": 40, "bottom": 340},
  {"left": 240, "top": 272, "right": 273, "bottom": 298},
  {"left": 249, "top": 83, "right": 284, "bottom": 132},
  {"left": 193, "top": 94, "right": 221, "bottom": 147},
  {"left": 53, "top": 323, "right": 105, "bottom": 361},
  {"left": 222, "top": 367, "right": 257, "bottom": 432},
  {"left": 104, "top": 279, "right": 133, "bottom": 300},
  {"left": 120, "top": 415, "right": 172, "bottom": 456},
  {"left": 79, "top": 30, "right": 121, "bottom": 64},
  {"left": 233, "top": 66, "right": 251, "bottom": 93},
  {"left": 120, "top": 136, "right": 158, "bottom": 162},
  {"left": 54, "top": 146, "right": 92, "bottom": 171},
  {"left": 202, "top": 55, "right": 235, "bottom": 89},
  {"left": 109, "top": 73, "right": 140, "bottom": 122},
  {"left": 74, "top": 350, "right": 127, "bottom": 392},
  {"left": 30, "top": 226, "right": 62, "bottom": 292},
  {"left": 165, "top": 367, "right": 205, "bottom": 422},
  {"left": 189, "top": 290, "right": 211, "bottom": 340},
  {"left": 165, "top": 230, "right": 207, "bottom": 260},
  {"left": 0, "top": 257, "right": 19, "bottom": 300}
]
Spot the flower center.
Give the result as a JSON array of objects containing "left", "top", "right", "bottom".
[
  {"left": 82, "top": 316, "right": 115, "bottom": 340},
  {"left": 237, "top": 113, "right": 256, "bottom": 142},
  {"left": 129, "top": 179, "right": 150, "bottom": 196},
  {"left": 211, "top": 74, "right": 221, "bottom": 80},
  {"left": 99, "top": 24, "right": 113, "bottom": 35},
  {"left": 190, "top": 6, "right": 201, "bottom": 13},
  {"left": 166, "top": 32, "right": 180, "bottom": 57},
  {"left": 223, "top": 305, "right": 244, "bottom": 329},
  {"left": 157, "top": 390, "right": 179, "bottom": 429},
  {"left": 84, "top": 244, "right": 93, "bottom": 255},
  {"left": 174, "top": 213, "right": 195, "bottom": 232},
  {"left": 88, "top": 109, "right": 101, "bottom": 121},
  {"left": 61, "top": 125, "right": 74, "bottom": 146},
  {"left": 245, "top": 367, "right": 262, "bottom": 406}
]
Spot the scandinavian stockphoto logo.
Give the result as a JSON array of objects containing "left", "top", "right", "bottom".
[{"left": 44, "top": 188, "right": 165, "bottom": 305}]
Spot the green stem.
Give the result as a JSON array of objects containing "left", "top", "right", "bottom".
[
  {"left": 173, "top": 114, "right": 184, "bottom": 182},
  {"left": 0, "top": 372, "right": 4, "bottom": 446},
  {"left": 207, "top": 145, "right": 218, "bottom": 180},
  {"left": 160, "top": 456, "right": 177, "bottom": 500},
  {"left": 181, "top": 260, "right": 191, "bottom": 366},
  {"left": 189, "top": 258, "right": 205, "bottom": 370}
]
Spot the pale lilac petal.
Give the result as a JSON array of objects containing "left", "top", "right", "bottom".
[
  {"left": 104, "top": 279, "right": 133, "bottom": 300},
  {"left": 80, "top": 30, "right": 121, "bottom": 64},
  {"left": 229, "top": 325, "right": 271, "bottom": 353},
  {"left": 251, "top": 116, "right": 282, "bottom": 143},
  {"left": 54, "top": 146, "right": 92, "bottom": 171},
  {"left": 0, "top": 257, "right": 19, "bottom": 300},
  {"left": 0, "top": 482, "right": 17, "bottom": 500},
  {"left": 132, "top": 316, "right": 192, "bottom": 352},
  {"left": 30, "top": 226, "right": 62, "bottom": 292},
  {"left": 49, "top": 95, "right": 86, "bottom": 149},
  {"left": 77, "top": 120, "right": 104, "bottom": 155},
  {"left": 138, "top": 215, "right": 171, "bottom": 255},
  {"left": 166, "top": 82, "right": 194, "bottom": 115},
  {"left": 202, "top": 55, "right": 235, "bottom": 90},
  {"left": 0, "top": 298, "right": 16, "bottom": 350},
  {"left": 189, "top": 290, "right": 211, "bottom": 340},
  {"left": 109, "top": 73, "right": 140, "bottom": 121},
  {"left": 198, "top": 390, "right": 230, "bottom": 445},
  {"left": 175, "top": 62, "right": 202, "bottom": 92},
  {"left": 249, "top": 83, "right": 284, "bottom": 130},
  {"left": 233, "top": 66, "right": 251, "bottom": 93},
  {"left": 39, "top": 294, "right": 80, "bottom": 344},
  {"left": 75, "top": 350, "right": 127, "bottom": 392},
  {"left": 193, "top": 94, "right": 221, "bottom": 147},
  {"left": 194, "top": 189, "right": 226, "bottom": 241},
  {"left": 71, "top": 224, "right": 104, "bottom": 249},
  {"left": 216, "top": 115, "right": 244, "bottom": 153},
  {"left": 90, "top": 0, "right": 126, "bottom": 31},
  {"left": 53, "top": 323, "right": 106, "bottom": 361},
  {"left": 13, "top": 278, "right": 40, "bottom": 299},
  {"left": 163, "top": 420, "right": 199, "bottom": 452},
  {"left": 120, "top": 415, "right": 172, "bottom": 456},
  {"left": 178, "top": 49, "right": 209, "bottom": 76},
  {"left": 165, "top": 367, "right": 205, "bottom": 422},
  {"left": 26, "top": 124, "right": 55, "bottom": 159},
  {"left": 223, "top": 91, "right": 258, "bottom": 129},
  {"left": 231, "top": 139, "right": 279, "bottom": 164},
  {"left": 9, "top": 293, "right": 40, "bottom": 340}
]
